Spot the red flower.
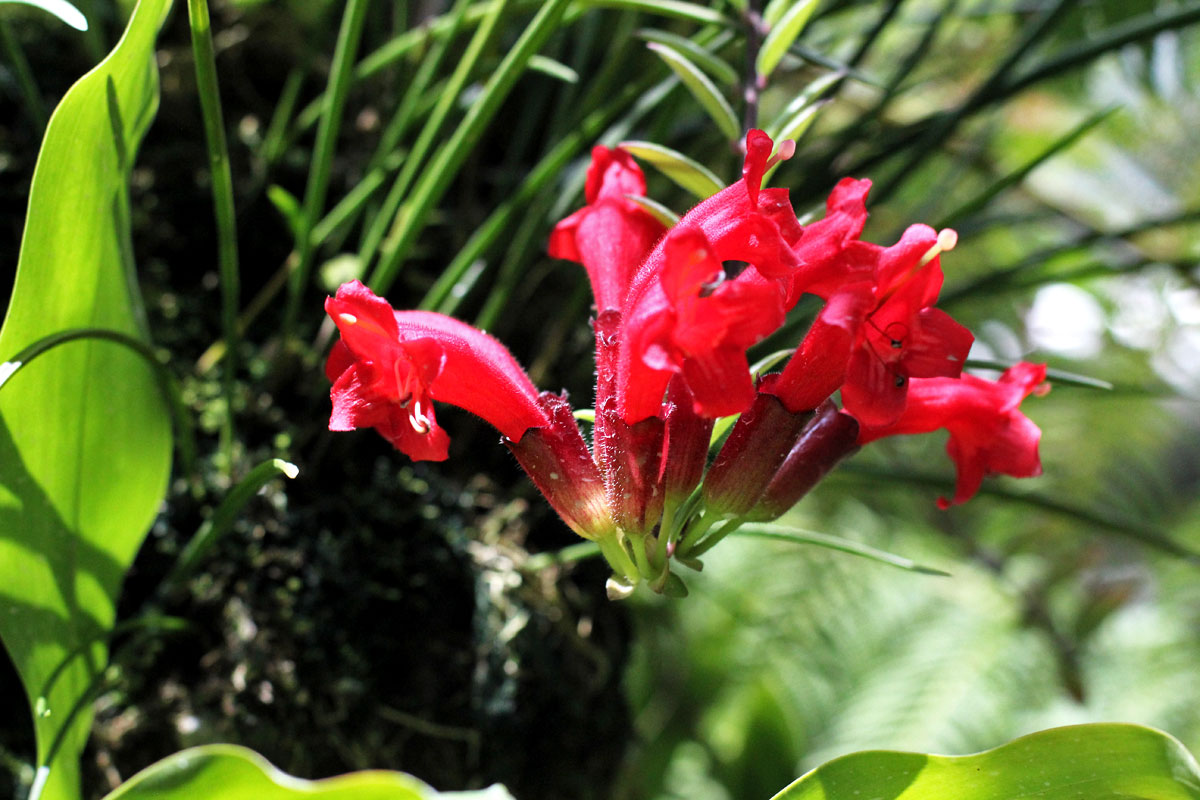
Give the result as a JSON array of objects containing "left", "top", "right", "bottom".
[
  {"left": 325, "top": 281, "right": 550, "bottom": 461},
  {"left": 785, "top": 177, "right": 873, "bottom": 304},
  {"left": 615, "top": 130, "right": 801, "bottom": 423},
  {"left": 547, "top": 146, "right": 666, "bottom": 314},
  {"left": 854, "top": 362, "right": 1049, "bottom": 508},
  {"left": 840, "top": 225, "right": 974, "bottom": 427}
]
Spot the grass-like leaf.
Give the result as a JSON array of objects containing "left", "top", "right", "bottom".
[
  {"left": 187, "top": 0, "right": 240, "bottom": 472},
  {"left": 581, "top": 0, "right": 729, "bottom": 26},
  {"left": 620, "top": 139, "right": 725, "bottom": 198},
  {"left": 637, "top": 27, "right": 737, "bottom": 85},
  {"left": 165, "top": 459, "right": 298, "bottom": 589},
  {"left": 286, "top": 0, "right": 369, "bottom": 331},
  {"left": 647, "top": 41, "right": 740, "bottom": 141},
  {"left": 756, "top": 0, "right": 819, "bottom": 79},
  {"left": 733, "top": 524, "right": 951, "bottom": 576},
  {"left": 624, "top": 193, "right": 681, "bottom": 226},
  {"left": 368, "top": 0, "right": 570, "bottom": 294},
  {"left": 935, "top": 107, "right": 1116, "bottom": 230}
]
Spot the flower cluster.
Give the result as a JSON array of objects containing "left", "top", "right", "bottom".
[{"left": 324, "top": 130, "right": 1048, "bottom": 596}]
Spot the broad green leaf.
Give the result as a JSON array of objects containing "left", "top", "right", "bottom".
[
  {"left": 647, "top": 42, "right": 740, "bottom": 141},
  {"left": 0, "top": 0, "right": 173, "bottom": 797},
  {"left": 620, "top": 140, "right": 724, "bottom": 198},
  {"left": 756, "top": 0, "right": 819, "bottom": 79},
  {"left": 0, "top": 0, "right": 87, "bottom": 30},
  {"left": 101, "top": 745, "right": 517, "bottom": 800},
  {"left": 771, "top": 723, "right": 1200, "bottom": 800}
]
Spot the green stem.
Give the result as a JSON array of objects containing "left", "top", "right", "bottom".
[
  {"left": 597, "top": 535, "right": 641, "bottom": 584},
  {"left": 675, "top": 512, "right": 717, "bottom": 556},
  {"left": 187, "top": 0, "right": 239, "bottom": 477},
  {"left": 653, "top": 500, "right": 678, "bottom": 570},
  {"left": 627, "top": 532, "right": 658, "bottom": 581},
  {"left": 686, "top": 517, "right": 744, "bottom": 558},
  {"left": 523, "top": 540, "right": 602, "bottom": 571},
  {"left": 165, "top": 458, "right": 299, "bottom": 590}
]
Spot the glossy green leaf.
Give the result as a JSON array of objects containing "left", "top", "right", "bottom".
[
  {"left": 647, "top": 42, "right": 740, "bottom": 140},
  {"left": 771, "top": 724, "right": 1200, "bottom": 800},
  {"left": 0, "top": 0, "right": 87, "bottom": 30},
  {"left": 0, "top": 0, "right": 173, "bottom": 797},
  {"left": 620, "top": 140, "right": 724, "bottom": 198},
  {"left": 756, "top": 0, "right": 819, "bottom": 79},
  {"left": 101, "top": 745, "right": 517, "bottom": 800}
]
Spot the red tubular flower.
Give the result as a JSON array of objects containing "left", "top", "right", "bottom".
[
  {"left": 840, "top": 225, "right": 974, "bottom": 428},
  {"left": 619, "top": 228, "right": 787, "bottom": 421},
  {"left": 616, "top": 130, "right": 801, "bottom": 423},
  {"left": 785, "top": 177, "right": 873, "bottom": 304},
  {"left": 548, "top": 146, "right": 666, "bottom": 314},
  {"left": 765, "top": 279, "right": 875, "bottom": 413},
  {"left": 854, "top": 362, "right": 1050, "bottom": 508},
  {"left": 325, "top": 281, "right": 550, "bottom": 461}
]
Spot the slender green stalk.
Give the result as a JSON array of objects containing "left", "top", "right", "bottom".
[
  {"left": 358, "top": 0, "right": 510, "bottom": 275},
  {"left": 675, "top": 512, "right": 718, "bottom": 555},
  {"left": 942, "top": 208, "right": 1200, "bottom": 306},
  {"left": 285, "top": 0, "right": 371, "bottom": 335},
  {"left": 833, "top": 464, "right": 1200, "bottom": 564},
  {"left": 685, "top": 517, "right": 743, "bottom": 558},
  {"left": 524, "top": 540, "right": 602, "bottom": 571},
  {"left": 260, "top": 67, "right": 304, "bottom": 167},
  {"left": 367, "top": 0, "right": 571, "bottom": 294},
  {"left": 0, "top": 18, "right": 48, "bottom": 131},
  {"left": 187, "top": 0, "right": 239, "bottom": 476},
  {"left": 627, "top": 532, "right": 659, "bottom": 580},
  {"left": 598, "top": 534, "right": 642, "bottom": 584},
  {"left": 1001, "top": 3, "right": 1200, "bottom": 100},
  {"left": 167, "top": 458, "right": 300, "bottom": 588}
]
